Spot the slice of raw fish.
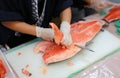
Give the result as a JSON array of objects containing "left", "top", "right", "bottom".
[
  {"left": 104, "top": 6, "right": 120, "bottom": 22},
  {"left": 49, "top": 23, "right": 63, "bottom": 45},
  {"left": 43, "top": 45, "right": 81, "bottom": 64},
  {"left": 34, "top": 20, "right": 104, "bottom": 64},
  {"left": 34, "top": 41, "right": 55, "bottom": 53},
  {"left": 71, "top": 20, "right": 103, "bottom": 45},
  {"left": 0, "top": 59, "right": 7, "bottom": 77}
]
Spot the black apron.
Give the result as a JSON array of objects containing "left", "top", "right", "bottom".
[{"left": 0, "top": 0, "right": 73, "bottom": 48}]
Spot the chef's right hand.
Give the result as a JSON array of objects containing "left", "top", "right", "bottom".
[{"left": 36, "top": 26, "right": 54, "bottom": 41}]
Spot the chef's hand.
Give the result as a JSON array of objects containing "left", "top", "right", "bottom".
[
  {"left": 36, "top": 26, "right": 54, "bottom": 41},
  {"left": 60, "top": 21, "right": 72, "bottom": 47},
  {"left": 90, "top": 0, "right": 119, "bottom": 11}
]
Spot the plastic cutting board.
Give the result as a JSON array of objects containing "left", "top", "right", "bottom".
[{"left": 5, "top": 29, "right": 120, "bottom": 78}]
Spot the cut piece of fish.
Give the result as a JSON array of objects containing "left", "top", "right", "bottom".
[
  {"left": 34, "top": 20, "right": 104, "bottom": 64},
  {"left": 104, "top": 6, "right": 120, "bottom": 22}
]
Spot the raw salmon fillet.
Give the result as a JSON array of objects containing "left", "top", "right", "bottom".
[
  {"left": 34, "top": 20, "right": 104, "bottom": 64},
  {"left": 104, "top": 6, "right": 120, "bottom": 22},
  {"left": 49, "top": 23, "right": 63, "bottom": 45},
  {"left": 0, "top": 59, "right": 6, "bottom": 78}
]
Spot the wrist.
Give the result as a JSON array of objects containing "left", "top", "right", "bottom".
[
  {"left": 60, "top": 21, "right": 70, "bottom": 32},
  {"left": 36, "top": 26, "right": 43, "bottom": 37},
  {"left": 85, "top": 0, "right": 92, "bottom": 4},
  {"left": 90, "top": 0, "right": 96, "bottom": 7}
]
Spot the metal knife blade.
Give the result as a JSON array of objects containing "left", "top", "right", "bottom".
[{"left": 75, "top": 44, "right": 95, "bottom": 52}]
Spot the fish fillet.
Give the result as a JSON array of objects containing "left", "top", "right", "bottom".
[
  {"left": 0, "top": 59, "right": 6, "bottom": 78},
  {"left": 104, "top": 6, "right": 120, "bottom": 22},
  {"left": 49, "top": 23, "right": 63, "bottom": 45},
  {"left": 34, "top": 20, "right": 104, "bottom": 64}
]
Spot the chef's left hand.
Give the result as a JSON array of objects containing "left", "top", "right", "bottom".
[
  {"left": 60, "top": 21, "right": 72, "bottom": 47},
  {"left": 90, "top": 0, "right": 119, "bottom": 11}
]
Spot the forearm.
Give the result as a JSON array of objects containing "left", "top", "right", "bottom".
[
  {"left": 1, "top": 21, "right": 36, "bottom": 36},
  {"left": 59, "top": 7, "right": 72, "bottom": 46},
  {"left": 60, "top": 7, "right": 72, "bottom": 23},
  {"left": 85, "top": 0, "right": 91, "bottom": 4}
]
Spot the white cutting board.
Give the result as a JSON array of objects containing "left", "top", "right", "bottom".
[{"left": 5, "top": 29, "right": 120, "bottom": 78}]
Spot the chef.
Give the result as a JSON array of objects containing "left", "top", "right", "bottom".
[{"left": 0, "top": 0, "right": 73, "bottom": 48}]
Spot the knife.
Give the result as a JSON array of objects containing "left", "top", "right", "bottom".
[{"left": 75, "top": 44, "right": 95, "bottom": 52}]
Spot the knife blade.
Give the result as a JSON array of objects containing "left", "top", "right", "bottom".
[{"left": 75, "top": 44, "right": 95, "bottom": 52}]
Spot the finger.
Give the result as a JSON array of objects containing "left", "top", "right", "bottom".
[{"left": 61, "top": 38, "right": 69, "bottom": 47}]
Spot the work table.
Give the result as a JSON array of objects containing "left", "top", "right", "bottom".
[{"left": 4, "top": 14, "right": 120, "bottom": 78}]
